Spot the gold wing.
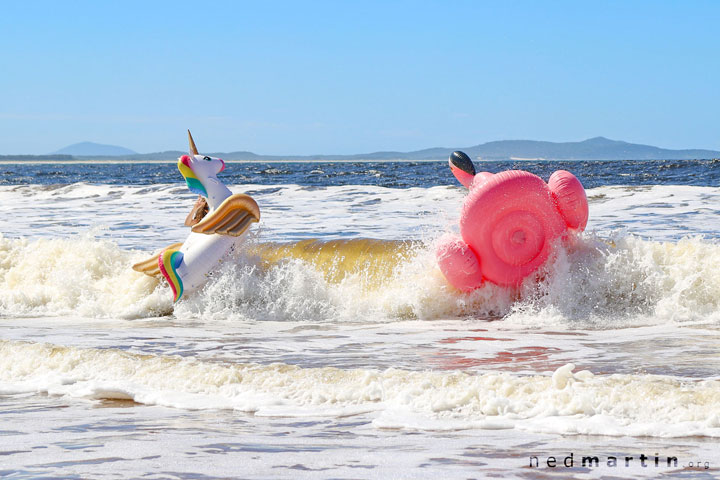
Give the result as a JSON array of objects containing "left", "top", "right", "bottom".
[
  {"left": 191, "top": 194, "right": 260, "bottom": 236},
  {"left": 132, "top": 242, "right": 184, "bottom": 277}
]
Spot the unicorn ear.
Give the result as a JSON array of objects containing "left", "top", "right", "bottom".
[{"left": 188, "top": 130, "right": 199, "bottom": 155}]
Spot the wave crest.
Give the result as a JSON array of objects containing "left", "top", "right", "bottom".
[{"left": 2, "top": 233, "right": 720, "bottom": 326}]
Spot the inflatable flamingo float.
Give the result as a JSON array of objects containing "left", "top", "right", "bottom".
[
  {"left": 132, "top": 131, "right": 260, "bottom": 302},
  {"left": 436, "top": 151, "right": 588, "bottom": 291}
]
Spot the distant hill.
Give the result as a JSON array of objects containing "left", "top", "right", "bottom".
[
  {"left": 119, "top": 137, "right": 719, "bottom": 161},
  {"left": 5, "top": 137, "right": 718, "bottom": 161},
  {"left": 52, "top": 142, "right": 137, "bottom": 156},
  {"left": 456, "top": 137, "right": 720, "bottom": 161},
  {"left": 146, "top": 137, "right": 719, "bottom": 161}
]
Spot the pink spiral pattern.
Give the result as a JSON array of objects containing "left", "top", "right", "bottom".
[{"left": 437, "top": 168, "right": 588, "bottom": 290}]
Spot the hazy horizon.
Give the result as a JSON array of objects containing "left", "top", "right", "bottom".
[{"left": 5, "top": 135, "right": 716, "bottom": 158}]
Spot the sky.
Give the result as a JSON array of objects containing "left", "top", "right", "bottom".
[{"left": 1, "top": 0, "right": 718, "bottom": 155}]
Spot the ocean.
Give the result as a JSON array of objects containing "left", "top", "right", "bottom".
[{"left": 1, "top": 159, "right": 719, "bottom": 478}]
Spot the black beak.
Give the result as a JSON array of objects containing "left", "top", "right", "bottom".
[{"left": 449, "top": 151, "right": 476, "bottom": 176}]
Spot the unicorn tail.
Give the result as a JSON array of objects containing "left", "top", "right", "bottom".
[{"left": 158, "top": 248, "right": 184, "bottom": 303}]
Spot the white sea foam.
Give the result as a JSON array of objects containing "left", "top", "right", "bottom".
[
  {"left": 0, "top": 183, "right": 463, "bottom": 248},
  {"left": 1, "top": 340, "right": 718, "bottom": 437},
  {"left": 1, "top": 230, "right": 720, "bottom": 326},
  {"left": 587, "top": 184, "right": 720, "bottom": 239},
  {"left": 0, "top": 233, "right": 169, "bottom": 318},
  {"left": 2, "top": 183, "right": 718, "bottom": 249},
  {"left": 506, "top": 234, "right": 720, "bottom": 328}
]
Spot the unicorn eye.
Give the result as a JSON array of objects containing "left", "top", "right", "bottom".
[{"left": 203, "top": 156, "right": 211, "bottom": 161}]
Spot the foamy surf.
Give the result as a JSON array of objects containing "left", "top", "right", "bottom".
[
  {"left": 2, "top": 169, "right": 720, "bottom": 477},
  {"left": 3, "top": 183, "right": 719, "bottom": 250},
  {"left": 2, "top": 231, "right": 720, "bottom": 327},
  {"left": 1, "top": 340, "right": 718, "bottom": 438},
  {"left": 0, "top": 233, "right": 169, "bottom": 318}
]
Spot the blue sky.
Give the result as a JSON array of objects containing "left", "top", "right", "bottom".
[{"left": 1, "top": 0, "right": 718, "bottom": 154}]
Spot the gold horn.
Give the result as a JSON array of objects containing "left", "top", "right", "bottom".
[{"left": 188, "top": 129, "right": 199, "bottom": 155}]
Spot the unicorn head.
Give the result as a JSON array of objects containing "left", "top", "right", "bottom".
[{"left": 178, "top": 130, "right": 231, "bottom": 208}]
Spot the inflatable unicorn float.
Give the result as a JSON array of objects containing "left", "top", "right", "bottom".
[
  {"left": 132, "top": 131, "right": 260, "bottom": 302},
  {"left": 436, "top": 151, "right": 588, "bottom": 291}
]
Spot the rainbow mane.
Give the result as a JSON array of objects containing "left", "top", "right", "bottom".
[
  {"left": 159, "top": 248, "right": 184, "bottom": 303},
  {"left": 178, "top": 156, "right": 207, "bottom": 197}
]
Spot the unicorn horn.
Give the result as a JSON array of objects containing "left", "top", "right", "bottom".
[{"left": 188, "top": 130, "right": 199, "bottom": 155}]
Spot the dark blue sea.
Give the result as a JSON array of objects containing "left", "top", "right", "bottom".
[{"left": 1, "top": 158, "right": 718, "bottom": 187}]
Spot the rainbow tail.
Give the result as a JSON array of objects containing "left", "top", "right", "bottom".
[{"left": 158, "top": 248, "right": 184, "bottom": 303}]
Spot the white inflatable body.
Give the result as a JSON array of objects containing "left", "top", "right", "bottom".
[
  {"left": 174, "top": 231, "right": 239, "bottom": 293},
  {"left": 132, "top": 131, "right": 260, "bottom": 302}
]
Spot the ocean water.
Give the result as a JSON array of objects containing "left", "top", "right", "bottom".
[{"left": 1, "top": 159, "right": 719, "bottom": 479}]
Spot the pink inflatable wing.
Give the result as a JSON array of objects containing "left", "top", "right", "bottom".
[
  {"left": 436, "top": 233, "right": 484, "bottom": 292},
  {"left": 436, "top": 151, "right": 589, "bottom": 291},
  {"left": 548, "top": 170, "right": 589, "bottom": 232}
]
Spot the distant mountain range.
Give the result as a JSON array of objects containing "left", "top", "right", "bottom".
[
  {"left": 52, "top": 142, "right": 137, "bottom": 156},
  {"left": 2, "top": 137, "right": 718, "bottom": 161}
]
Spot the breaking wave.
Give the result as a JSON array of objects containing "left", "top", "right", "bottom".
[
  {"left": 1, "top": 340, "right": 718, "bottom": 437},
  {"left": 1, "top": 232, "right": 720, "bottom": 327}
]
